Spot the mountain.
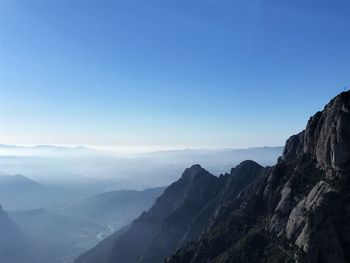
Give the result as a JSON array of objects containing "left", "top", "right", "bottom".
[
  {"left": 6, "top": 187, "right": 164, "bottom": 263},
  {"left": 9, "top": 208, "right": 105, "bottom": 263},
  {"left": 0, "top": 173, "right": 38, "bottom": 185},
  {"left": 75, "top": 162, "right": 262, "bottom": 263},
  {"left": 0, "top": 204, "right": 56, "bottom": 263},
  {"left": 55, "top": 187, "right": 165, "bottom": 229},
  {"left": 0, "top": 174, "right": 46, "bottom": 210},
  {"left": 0, "top": 173, "right": 90, "bottom": 210},
  {"left": 76, "top": 91, "right": 350, "bottom": 263},
  {"left": 73, "top": 225, "right": 130, "bottom": 263},
  {"left": 74, "top": 165, "right": 221, "bottom": 263}
]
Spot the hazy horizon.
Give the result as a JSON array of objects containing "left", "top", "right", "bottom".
[{"left": 0, "top": 143, "right": 284, "bottom": 156}]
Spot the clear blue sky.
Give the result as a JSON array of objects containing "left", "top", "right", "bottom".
[{"left": 0, "top": 0, "right": 349, "bottom": 151}]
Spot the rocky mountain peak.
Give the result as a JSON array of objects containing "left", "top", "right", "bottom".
[
  {"left": 282, "top": 91, "right": 350, "bottom": 178},
  {"left": 232, "top": 160, "right": 263, "bottom": 176},
  {"left": 180, "top": 164, "right": 205, "bottom": 179}
]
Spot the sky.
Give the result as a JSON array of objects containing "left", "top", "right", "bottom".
[{"left": 0, "top": 0, "right": 349, "bottom": 152}]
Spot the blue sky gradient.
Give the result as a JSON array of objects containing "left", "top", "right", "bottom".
[{"left": 1, "top": 0, "right": 349, "bottom": 150}]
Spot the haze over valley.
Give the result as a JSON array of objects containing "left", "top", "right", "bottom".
[{"left": 0, "top": 145, "right": 282, "bottom": 262}]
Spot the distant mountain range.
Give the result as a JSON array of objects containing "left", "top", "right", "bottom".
[
  {"left": 9, "top": 208, "right": 105, "bottom": 263},
  {"left": 76, "top": 91, "right": 350, "bottom": 263},
  {"left": 2, "top": 185, "right": 164, "bottom": 263},
  {"left": 0, "top": 173, "right": 40, "bottom": 188},
  {"left": 0, "top": 173, "right": 97, "bottom": 211},
  {"left": 0, "top": 173, "right": 53, "bottom": 210},
  {"left": 0, "top": 145, "right": 283, "bottom": 190},
  {"left": 0, "top": 144, "right": 98, "bottom": 157},
  {"left": 139, "top": 146, "right": 283, "bottom": 174},
  {"left": 0, "top": 144, "right": 283, "bottom": 160}
]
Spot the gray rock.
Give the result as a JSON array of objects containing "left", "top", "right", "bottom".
[{"left": 281, "top": 92, "right": 350, "bottom": 178}]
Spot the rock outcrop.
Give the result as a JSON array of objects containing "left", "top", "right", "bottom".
[{"left": 282, "top": 92, "right": 350, "bottom": 177}]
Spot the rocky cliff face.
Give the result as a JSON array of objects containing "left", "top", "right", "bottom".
[
  {"left": 167, "top": 92, "right": 350, "bottom": 263},
  {"left": 282, "top": 91, "right": 350, "bottom": 177},
  {"left": 273, "top": 91, "right": 350, "bottom": 263}
]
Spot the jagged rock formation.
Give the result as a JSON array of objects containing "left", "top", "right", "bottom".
[
  {"left": 76, "top": 91, "right": 350, "bottom": 263},
  {"left": 167, "top": 92, "right": 350, "bottom": 263}
]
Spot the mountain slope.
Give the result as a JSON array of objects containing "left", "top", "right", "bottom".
[
  {"left": 0, "top": 204, "right": 56, "bottom": 263},
  {"left": 167, "top": 91, "right": 350, "bottom": 263},
  {"left": 9, "top": 208, "right": 104, "bottom": 262},
  {"left": 73, "top": 225, "right": 130, "bottom": 263},
  {"left": 55, "top": 187, "right": 165, "bottom": 229},
  {"left": 7, "top": 187, "right": 164, "bottom": 263},
  {"left": 0, "top": 174, "right": 83, "bottom": 210},
  {"left": 75, "top": 165, "right": 223, "bottom": 263},
  {"left": 75, "top": 161, "right": 263, "bottom": 263}
]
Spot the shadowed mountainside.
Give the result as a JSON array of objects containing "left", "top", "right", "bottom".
[
  {"left": 75, "top": 161, "right": 264, "bottom": 263},
  {"left": 0, "top": 204, "right": 60, "bottom": 263},
  {"left": 55, "top": 187, "right": 165, "bottom": 229}
]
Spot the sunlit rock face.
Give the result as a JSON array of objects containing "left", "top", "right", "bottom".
[
  {"left": 270, "top": 92, "right": 350, "bottom": 262},
  {"left": 268, "top": 91, "right": 350, "bottom": 263},
  {"left": 282, "top": 91, "right": 350, "bottom": 178}
]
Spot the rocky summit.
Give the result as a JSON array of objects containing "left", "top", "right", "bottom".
[{"left": 76, "top": 91, "right": 350, "bottom": 263}]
